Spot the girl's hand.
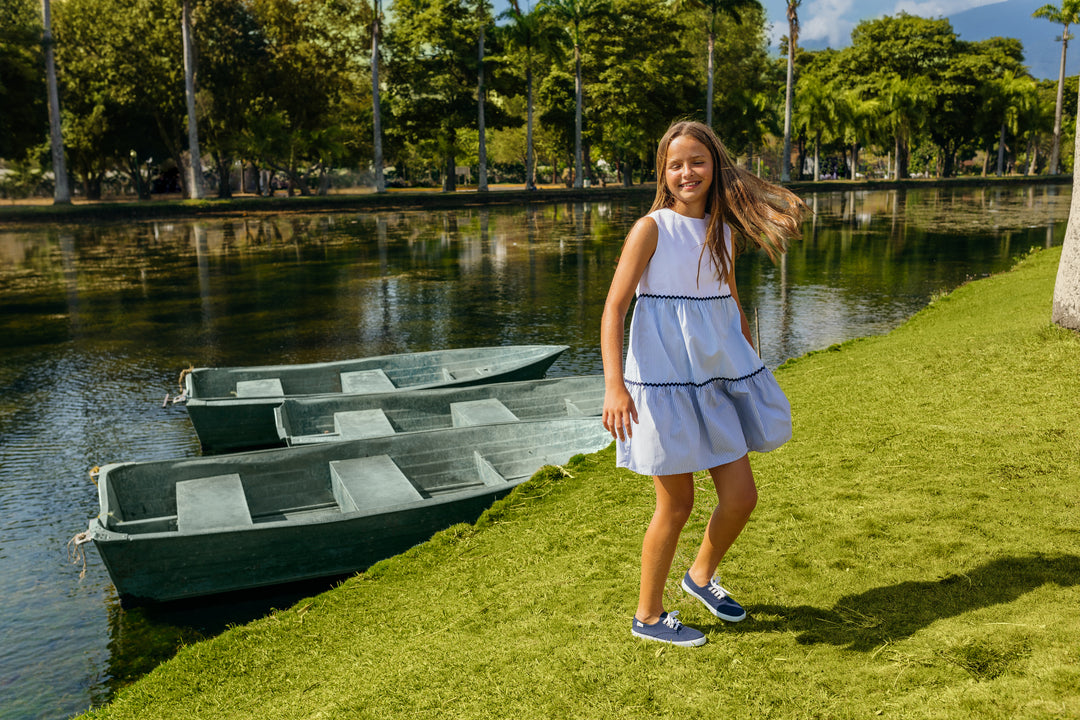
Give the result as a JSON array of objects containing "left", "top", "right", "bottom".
[{"left": 603, "top": 384, "right": 638, "bottom": 441}]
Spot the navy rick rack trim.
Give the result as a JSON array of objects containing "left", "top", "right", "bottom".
[
  {"left": 625, "top": 365, "right": 768, "bottom": 388},
  {"left": 637, "top": 292, "right": 732, "bottom": 301}
]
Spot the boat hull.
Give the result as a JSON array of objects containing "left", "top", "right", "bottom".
[
  {"left": 183, "top": 345, "right": 568, "bottom": 453},
  {"left": 87, "top": 417, "right": 610, "bottom": 602},
  {"left": 90, "top": 489, "right": 506, "bottom": 602}
]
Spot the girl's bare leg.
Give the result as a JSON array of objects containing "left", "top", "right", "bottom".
[
  {"left": 687, "top": 454, "right": 758, "bottom": 587},
  {"left": 635, "top": 472, "right": 695, "bottom": 625}
]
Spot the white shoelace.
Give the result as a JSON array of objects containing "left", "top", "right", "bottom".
[
  {"left": 707, "top": 579, "right": 731, "bottom": 600},
  {"left": 662, "top": 611, "right": 685, "bottom": 630}
]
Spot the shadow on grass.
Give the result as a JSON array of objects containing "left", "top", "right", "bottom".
[{"left": 734, "top": 553, "right": 1080, "bottom": 651}]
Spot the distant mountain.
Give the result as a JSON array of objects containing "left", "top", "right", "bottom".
[{"left": 950, "top": 0, "right": 1062, "bottom": 80}]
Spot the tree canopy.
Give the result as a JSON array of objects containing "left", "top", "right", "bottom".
[{"left": 0, "top": 0, "right": 1072, "bottom": 198}]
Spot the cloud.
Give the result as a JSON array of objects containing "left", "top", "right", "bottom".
[
  {"left": 798, "top": 0, "right": 860, "bottom": 47},
  {"left": 888, "top": 0, "right": 1008, "bottom": 18}
]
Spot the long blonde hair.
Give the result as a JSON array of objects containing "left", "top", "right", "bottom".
[{"left": 651, "top": 121, "right": 807, "bottom": 286}]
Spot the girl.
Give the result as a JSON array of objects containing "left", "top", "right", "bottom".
[{"left": 601, "top": 120, "right": 805, "bottom": 647}]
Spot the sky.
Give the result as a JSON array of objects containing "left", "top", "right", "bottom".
[{"left": 759, "top": 0, "right": 1009, "bottom": 49}]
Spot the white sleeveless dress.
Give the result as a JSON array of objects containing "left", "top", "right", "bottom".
[{"left": 617, "top": 208, "right": 792, "bottom": 476}]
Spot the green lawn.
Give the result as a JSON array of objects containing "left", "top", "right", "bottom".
[{"left": 83, "top": 246, "right": 1080, "bottom": 720}]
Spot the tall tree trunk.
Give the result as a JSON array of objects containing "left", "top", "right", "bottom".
[
  {"left": 781, "top": 33, "right": 794, "bottom": 182},
  {"left": 42, "top": 0, "right": 70, "bottom": 204},
  {"left": 813, "top": 129, "right": 820, "bottom": 179},
  {"left": 372, "top": 0, "right": 385, "bottom": 192},
  {"left": 1050, "top": 27, "right": 1069, "bottom": 175},
  {"left": 182, "top": 0, "right": 205, "bottom": 199},
  {"left": 443, "top": 147, "right": 457, "bottom": 192},
  {"left": 125, "top": 152, "right": 150, "bottom": 200},
  {"left": 526, "top": 64, "right": 535, "bottom": 190},
  {"left": 477, "top": 23, "right": 488, "bottom": 192},
  {"left": 214, "top": 152, "right": 232, "bottom": 198},
  {"left": 795, "top": 136, "right": 805, "bottom": 181},
  {"left": 1027, "top": 139, "right": 1038, "bottom": 176},
  {"left": 997, "top": 122, "right": 1007, "bottom": 176},
  {"left": 1053, "top": 80, "right": 1080, "bottom": 329},
  {"left": 894, "top": 133, "right": 909, "bottom": 180},
  {"left": 573, "top": 35, "right": 583, "bottom": 189}
]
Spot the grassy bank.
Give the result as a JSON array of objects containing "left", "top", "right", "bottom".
[
  {"left": 82, "top": 247, "right": 1079, "bottom": 720},
  {"left": 3, "top": 173, "right": 1071, "bottom": 227}
]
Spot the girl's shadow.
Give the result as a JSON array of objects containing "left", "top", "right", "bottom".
[{"left": 730, "top": 553, "right": 1080, "bottom": 651}]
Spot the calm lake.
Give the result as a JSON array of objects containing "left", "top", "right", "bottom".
[{"left": 0, "top": 184, "right": 1069, "bottom": 720}]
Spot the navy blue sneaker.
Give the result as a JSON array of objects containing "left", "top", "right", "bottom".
[
  {"left": 681, "top": 573, "right": 747, "bottom": 622},
  {"left": 631, "top": 611, "right": 706, "bottom": 647}
]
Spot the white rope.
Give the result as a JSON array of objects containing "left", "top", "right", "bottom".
[{"left": 67, "top": 531, "right": 92, "bottom": 580}]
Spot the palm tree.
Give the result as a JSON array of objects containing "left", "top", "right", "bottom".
[
  {"left": 1053, "top": 85, "right": 1080, "bottom": 328},
  {"left": 781, "top": 0, "right": 800, "bottom": 182},
  {"left": 984, "top": 70, "right": 1035, "bottom": 176},
  {"left": 1019, "top": 86, "right": 1054, "bottom": 175},
  {"left": 372, "top": 0, "right": 385, "bottom": 193},
  {"left": 794, "top": 67, "right": 833, "bottom": 180},
  {"left": 476, "top": 0, "right": 491, "bottom": 192},
  {"left": 41, "top": 0, "right": 70, "bottom": 204},
  {"left": 1034, "top": 1, "right": 1080, "bottom": 175},
  {"left": 501, "top": 1, "right": 563, "bottom": 190},
  {"left": 685, "top": 0, "right": 761, "bottom": 128},
  {"left": 539, "top": 0, "right": 604, "bottom": 189},
  {"left": 181, "top": 0, "right": 205, "bottom": 199},
  {"left": 880, "top": 74, "right": 933, "bottom": 179},
  {"left": 835, "top": 88, "right": 879, "bottom": 180}
]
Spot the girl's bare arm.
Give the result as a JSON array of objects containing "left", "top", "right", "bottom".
[{"left": 601, "top": 217, "right": 658, "bottom": 441}]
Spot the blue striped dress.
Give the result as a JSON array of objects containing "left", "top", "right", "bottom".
[{"left": 617, "top": 208, "right": 791, "bottom": 476}]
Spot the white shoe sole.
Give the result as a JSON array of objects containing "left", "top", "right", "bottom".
[
  {"left": 681, "top": 579, "right": 747, "bottom": 622},
  {"left": 631, "top": 627, "right": 707, "bottom": 647}
]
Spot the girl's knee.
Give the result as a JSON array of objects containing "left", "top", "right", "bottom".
[
  {"left": 710, "top": 457, "right": 757, "bottom": 518},
  {"left": 653, "top": 473, "right": 695, "bottom": 525},
  {"left": 735, "top": 483, "right": 758, "bottom": 519},
  {"left": 656, "top": 496, "right": 694, "bottom": 526}
]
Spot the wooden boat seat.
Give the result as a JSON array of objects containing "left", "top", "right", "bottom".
[
  {"left": 235, "top": 378, "right": 284, "bottom": 398},
  {"left": 474, "top": 451, "right": 508, "bottom": 487},
  {"left": 340, "top": 369, "right": 396, "bottom": 394},
  {"left": 175, "top": 473, "right": 253, "bottom": 532},
  {"left": 330, "top": 455, "right": 423, "bottom": 513},
  {"left": 333, "top": 409, "right": 396, "bottom": 440},
  {"left": 450, "top": 398, "right": 519, "bottom": 427}
]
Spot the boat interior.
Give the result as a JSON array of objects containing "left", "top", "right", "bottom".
[
  {"left": 99, "top": 418, "right": 609, "bottom": 537},
  {"left": 276, "top": 384, "right": 602, "bottom": 445}
]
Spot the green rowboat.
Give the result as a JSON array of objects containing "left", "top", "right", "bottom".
[
  {"left": 181, "top": 345, "right": 568, "bottom": 453},
  {"left": 273, "top": 375, "right": 603, "bottom": 446},
  {"left": 86, "top": 415, "right": 611, "bottom": 602}
]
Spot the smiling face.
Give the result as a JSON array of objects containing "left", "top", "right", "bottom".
[{"left": 663, "top": 134, "right": 714, "bottom": 218}]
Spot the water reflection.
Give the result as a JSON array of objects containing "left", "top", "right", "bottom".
[{"left": 0, "top": 185, "right": 1070, "bottom": 720}]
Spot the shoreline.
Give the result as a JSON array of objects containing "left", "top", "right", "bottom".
[
  {"left": 75, "top": 245, "right": 1080, "bottom": 719},
  {"left": 1, "top": 174, "right": 1070, "bottom": 226}
]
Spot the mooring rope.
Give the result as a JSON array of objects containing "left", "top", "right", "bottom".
[
  {"left": 177, "top": 365, "right": 194, "bottom": 392},
  {"left": 163, "top": 365, "right": 194, "bottom": 406},
  {"left": 88, "top": 466, "right": 99, "bottom": 487},
  {"left": 67, "top": 531, "right": 92, "bottom": 580}
]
